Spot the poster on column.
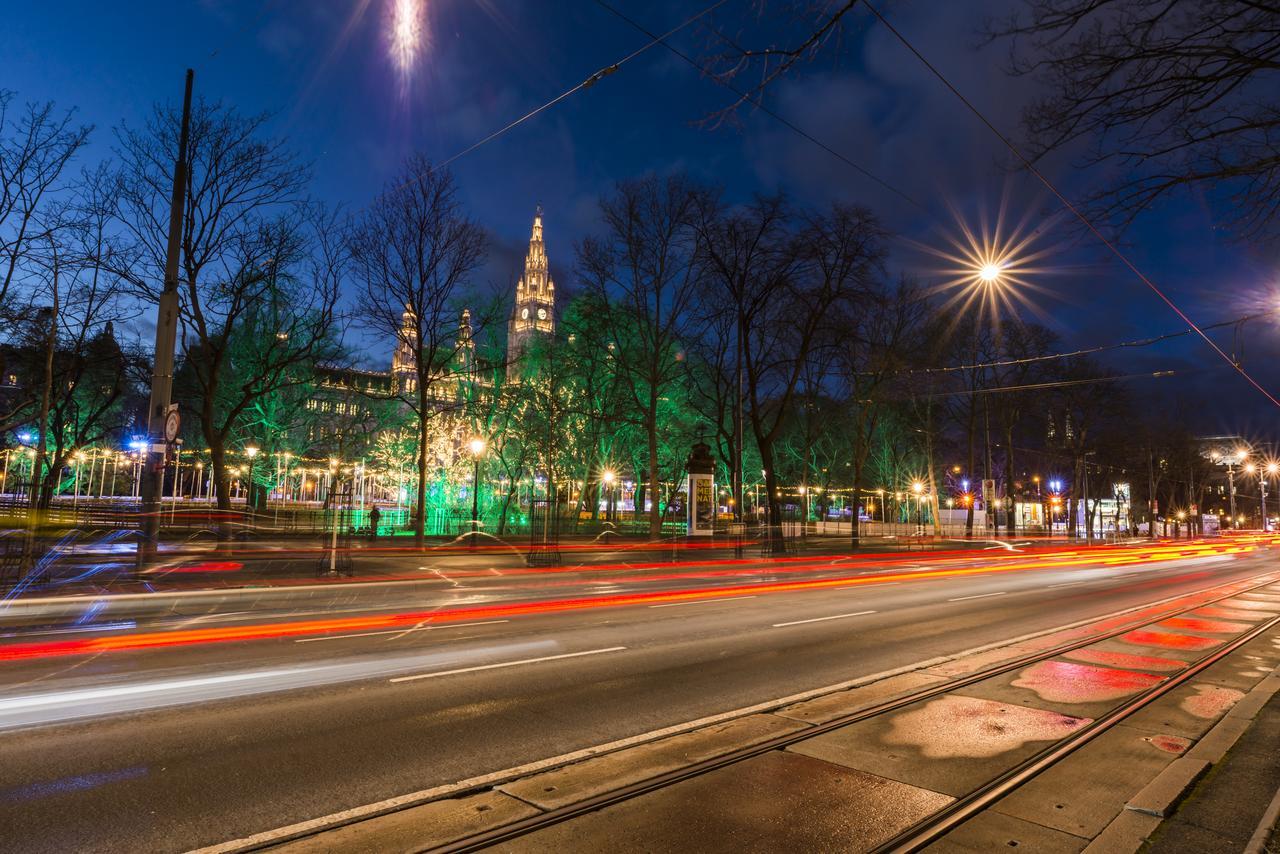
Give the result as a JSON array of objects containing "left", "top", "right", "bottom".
[{"left": 689, "top": 473, "right": 715, "bottom": 536}]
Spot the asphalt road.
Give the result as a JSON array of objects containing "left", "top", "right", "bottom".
[{"left": 0, "top": 541, "right": 1271, "bottom": 852}]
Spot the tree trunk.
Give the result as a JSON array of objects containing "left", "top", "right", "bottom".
[
  {"left": 1004, "top": 420, "right": 1017, "bottom": 538},
  {"left": 415, "top": 411, "right": 428, "bottom": 544},
  {"left": 851, "top": 455, "right": 865, "bottom": 548},
  {"left": 647, "top": 405, "right": 661, "bottom": 539},
  {"left": 760, "top": 440, "right": 784, "bottom": 551}
]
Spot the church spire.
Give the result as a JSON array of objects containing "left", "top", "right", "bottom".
[{"left": 508, "top": 206, "right": 556, "bottom": 373}]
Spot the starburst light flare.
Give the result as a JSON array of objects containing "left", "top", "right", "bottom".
[
  {"left": 388, "top": 0, "right": 423, "bottom": 88},
  {"left": 912, "top": 196, "right": 1064, "bottom": 330}
]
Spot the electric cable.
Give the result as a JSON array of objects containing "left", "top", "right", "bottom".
[
  {"left": 861, "top": 0, "right": 1280, "bottom": 410},
  {"left": 592, "top": 0, "right": 924, "bottom": 211}
]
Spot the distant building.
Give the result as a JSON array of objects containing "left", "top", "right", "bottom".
[{"left": 507, "top": 207, "right": 556, "bottom": 376}]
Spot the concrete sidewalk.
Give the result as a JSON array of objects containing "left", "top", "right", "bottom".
[{"left": 1142, "top": 688, "right": 1280, "bottom": 852}]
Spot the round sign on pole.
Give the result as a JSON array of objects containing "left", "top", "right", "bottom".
[{"left": 164, "top": 409, "right": 181, "bottom": 443}]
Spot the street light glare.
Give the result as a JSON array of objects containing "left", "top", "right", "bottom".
[
  {"left": 469, "top": 437, "right": 487, "bottom": 457},
  {"left": 978, "top": 263, "right": 1003, "bottom": 283},
  {"left": 602, "top": 469, "right": 616, "bottom": 484}
]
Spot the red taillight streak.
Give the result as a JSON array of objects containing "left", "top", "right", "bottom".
[{"left": 0, "top": 541, "right": 1252, "bottom": 663}]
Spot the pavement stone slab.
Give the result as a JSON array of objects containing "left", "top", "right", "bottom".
[
  {"left": 1082, "top": 808, "right": 1161, "bottom": 854},
  {"left": 1105, "top": 680, "right": 1245, "bottom": 741},
  {"left": 959, "top": 659, "right": 1165, "bottom": 721},
  {"left": 921, "top": 643, "right": 1051, "bottom": 677},
  {"left": 498, "top": 713, "right": 808, "bottom": 810},
  {"left": 1218, "top": 597, "right": 1280, "bottom": 613},
  {"left": 991, "top": 723, "right": 1184, "bottom": 839},
  {"left": 776, "top": 671, "right": 947, "bottom": 724},
  {"left": 265, "top": 790, "right": 539, "bottom": 854},
  {"left": 788, "top": 693, "right": 1090, "bottom": 797},
  {"left": 490, "top": 750, "right": 953, "bottom": 853},
  {"left": 926, "top": 808, "right": 1087, "bottom": 853}
]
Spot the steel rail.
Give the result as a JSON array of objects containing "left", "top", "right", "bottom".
[
  {"left": 430, "top": 571, "right": 1280, "bottom": 852},
  {"left": 878, "top": 609, "right": 1280, "bottom": 852}
]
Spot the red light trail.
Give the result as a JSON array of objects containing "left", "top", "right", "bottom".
[{"left": 0, "top": 540, "right": 1256, "bottom": 663}]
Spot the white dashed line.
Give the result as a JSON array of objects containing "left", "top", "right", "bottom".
[
  {"left": 772, "top": 610, "right": 877, "bottom": 628},
  {"left": 648, "top": 596, "right": 757, "bottom": 609},
  {"left": 294, "top": 620, "right": 509, "bottom": 643},
  {"left": 948, "top": 591, "right": 1007, "bottom": 602},
  {"left": 390, "top": 646, "right": 626, "bottom": 683}
]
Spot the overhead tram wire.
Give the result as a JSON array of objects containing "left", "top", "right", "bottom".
[
  {"left": 915, "top": 367, "right": 1199, "bottom": 400},
  {"left": 860, "top": 0, "right": 1280, "bottom": 411},
  {"left": 206, "top": 0, "right": 281, "bottom": 62},
  {"left": 591, "top": 0, "right": 925, "bottom": 212},
  {"left": 422, "top": 0, "right": 733, "bottom": 177},
  {"left": 872, "top": 308, "right": 1275, "bottom": 378}
]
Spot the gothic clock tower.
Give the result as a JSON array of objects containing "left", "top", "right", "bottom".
[{"left": 507, "top": 206, "right": 555, "bottom": 373}]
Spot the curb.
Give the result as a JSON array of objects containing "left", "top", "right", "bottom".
[{"left": 1092, "top": 648, "right": 1280, "bottom": 851}]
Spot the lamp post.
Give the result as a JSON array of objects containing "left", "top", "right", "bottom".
[
  {"left": 72, "top": 451, "right": 86, "bottom": 510},
  {"left": 602, "top": 469, "right": 616, "bottom": 524},
  {"left": 469, "top": 437, "right": 487, "bottom": 548},
  {"left": 1244, "top": 461, "right": 1275, "bottom": 531},
  {"left": 912, "top": 481, "right": 924, "bottom": 533},
  {"left": 244, "top": 445, "right": 259, "bottom": 519}
]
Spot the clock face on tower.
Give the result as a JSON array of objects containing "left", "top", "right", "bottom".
[
  {"left": 521, "top": 308, "right": 529, "bottom": 320},
  {"left": 537, "top": 308, "right": 547, "bottom": 320}
]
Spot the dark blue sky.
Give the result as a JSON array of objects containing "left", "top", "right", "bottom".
[{"left": 5, "top": 0, "right": 1278, "bottom": 432}]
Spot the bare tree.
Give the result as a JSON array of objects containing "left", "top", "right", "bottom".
[
  {"left": 0, "top": 92, "right": 91, "bottom": 310},
  {"left": 837, "top": 276, "right": 928, "bottom": 544},
  {"left": 990, "top": 1, "right": 1280, "bottom": 241},
  {"left": 115, "top": 99, "right": 341, "bottom": 513},
  {"left": 576, "top": 174, "right": 711, "bottom": 538},
  {"left": 349, "top": 156, "right": 486, "bottom": 541},
  {"left": 700, "top": 196, "right": 886, "bottom": 546}
]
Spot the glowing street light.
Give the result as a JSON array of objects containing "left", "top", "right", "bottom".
[{"left": 602, "top": 469, "right": 617, "bottom": 522}]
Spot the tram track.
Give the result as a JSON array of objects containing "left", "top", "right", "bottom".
[{"left": 415, "top": 568, "right": 1280, "bottom": 853}]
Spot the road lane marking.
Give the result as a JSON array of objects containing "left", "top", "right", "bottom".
[
  {"left": 648, "top": 596, "right": 756, "bottom": 609},
  {"left": 772, "top": 610, "right": 877, "bottom": 628},
  {"left": 294, "top": 620, "right": 509, "bottom": 643},
  {"left": 194, "top": 571, "right": 1280, "bottom": 854},
  {"left": 1047, "top": 581, "right": 1088, "bottom": 589},
  {"left": 949, "top": 591, "right": 1007, "bottom": 602},
  {"left": 389, "top": 646, "right": 626, "bottom": 683}
]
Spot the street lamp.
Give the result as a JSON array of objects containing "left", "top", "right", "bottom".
[
  {"left": 912, "top": 481, "right": 924, "bottom": 531},
  {"left": 602, "top": 469, "right": 616, "bottom": 522},
  {"left": 1245, "top": 461, "right": 1275, "bottom": 531},
  {"left": 468, "top": 437, "right": 487, "bottom": 548}
]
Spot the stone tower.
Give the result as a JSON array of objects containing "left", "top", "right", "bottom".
[{"left": 507, "top": 206, "right": 555, "bottom": 374}]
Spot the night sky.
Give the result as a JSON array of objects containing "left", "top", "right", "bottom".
[{"left": 4, "top": 0, "right": 1277, "bottom": 434}]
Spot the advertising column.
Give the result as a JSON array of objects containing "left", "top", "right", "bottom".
[{"left": 686, "top": 442, "right": 716, "bottom": 537}]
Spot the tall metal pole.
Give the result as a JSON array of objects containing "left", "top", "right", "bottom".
[
  {"left": 138, "top": 69, "right": 194, "bottom": 568},
  {"left": 470, "top": 456, "right": 479, "bottom": 549},
  {"left": 1227, "top": 464, "right": 1237, "bottom": 529},
  {"left": 1261, "top": 473, "right": 1268, "bottom": 532}
]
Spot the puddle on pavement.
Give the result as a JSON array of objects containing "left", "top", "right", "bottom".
[
  {"left": 882, "top": 694, "right": 1091, "bottom": 759},
  {"left": 1011, "top": 660, "right": 1163, "bottom": 704},
  {"left": 1061, "top": 648, "right": 1187, "bottom": 672},
  {"left": 1120, "top": 630, "right": 1221, "bottom": 651},
  {"left": 1143, "top": 734, "right": 1191, "bottom": 754},
  {"left": 1193, "top": 607, "right": 1266, "bottom": 621},
  {"left": 1158, "top": 616, "right": 1253, "bottom": 634},
  {"left": 1222, "top": 599, "right": 1280, "bottom": 612},
  {"left": 1181, "top": 685, "right": 1244, "bottom": 719}
]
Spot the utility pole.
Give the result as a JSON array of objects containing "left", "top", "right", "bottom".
[
  {"left": 138, "top": 69, "right": 194, "bottom": 569},
  {"left": 1227, "top": 462, "right": 1237, "bottom": 529}
]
